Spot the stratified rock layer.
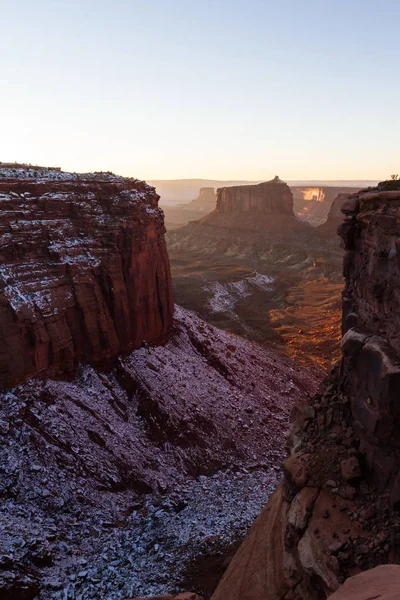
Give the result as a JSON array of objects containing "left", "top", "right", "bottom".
[
  {"left": 211, "top": 182, "right": 400, "bottom": 600},
  {"left": 216, "top": 179, "right": 294, "bottom": 214},
  {"left": 167, "top": 179, "right": 311, "bottom": 260},
  {"left": 0, "top": 167, "right": 173, "bottom": 388}
]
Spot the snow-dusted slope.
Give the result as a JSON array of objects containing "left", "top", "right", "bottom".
[{"left": 0, "top": 306, "right": 317, "bottom": 599}]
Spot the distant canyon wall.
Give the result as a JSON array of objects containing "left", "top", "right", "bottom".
[{"left": 216, "top": 180, "right": 294, "bottom": 214}]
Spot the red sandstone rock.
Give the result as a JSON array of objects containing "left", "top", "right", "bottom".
[
  {"left": 167, "top": 177, "right": 312, "bottom": 260},
  {"left": 188, "top": 187, "right": 215, "bottom": 210},
  {"left": 341, "top": 456, "right": 361, "bottom": 482},
  {"left": 338, "top": 185, "right": 400, "bottom": 499},
  {"left": 328, "top": 565, "right": 400, "bottom": 599},
  {"left": 216, "top": 178, "right": 294, "bottom": 214},
  {"left": 0, "top": 167, "right": 174, "bottom": 388}
]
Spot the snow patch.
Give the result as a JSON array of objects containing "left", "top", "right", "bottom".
[{"left": 204, "top": 271, "right": 274, "bottom": 314}]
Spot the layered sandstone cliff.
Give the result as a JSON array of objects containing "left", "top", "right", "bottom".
[
  {"left": 211, "top": 182, "right": 400, "bottom": 600},
  {"left": 0, "top": 167, "right": 173, "bottom": 388},
  {"left": 216, "top": 178, "right": 293, "bottom": 214},
  {"left": 339, "top": 184, "right": 400, "bottom": 506}
]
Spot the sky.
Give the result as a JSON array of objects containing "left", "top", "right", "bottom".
[{"left": 1, "top": 0, "right": 399, "bottom": 180}]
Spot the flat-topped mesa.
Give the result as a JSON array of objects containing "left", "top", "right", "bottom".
[
  {"left": 0, "top": 166, "right": 174, "bottom": 388},
  {"left": 191, "top": 186, "right": 215, "bottom": 206},
  {"left": 216, "top": 176, "right": 294, "bottom": 214}
]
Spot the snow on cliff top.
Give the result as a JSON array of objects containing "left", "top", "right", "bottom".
[{"left": 0, "top": 164, "right": 150, "bottom": 187}]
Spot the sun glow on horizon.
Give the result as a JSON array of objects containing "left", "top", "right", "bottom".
[{"left": 1, "top": 0, "right": 399, "bottom": 181}]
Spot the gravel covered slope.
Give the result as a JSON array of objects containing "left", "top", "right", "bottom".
[{"left": 0, "top": 306, "right": 317, "bottom": 599}]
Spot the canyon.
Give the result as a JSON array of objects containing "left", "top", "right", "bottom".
[
  {"left": 167, "top": 177, "right": 344, "bottom": 370},
  {"left": 211, "top": 181, "right": 400, "bottom": 599},
  {"left": 0, "top": 166, "right": 317, "bottom": 600},
  {"left": 161, "top": 182, "right": 366, "bottom": 231},
  {"left": 1, "top": 166, "right": 399, "bottom": 600}
]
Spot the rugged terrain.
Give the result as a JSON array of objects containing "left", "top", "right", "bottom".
[
  {"left": 0, "top": 167, "right": 318, "bottom": 600},
  {"left": 0, "top": 305, "right": 317, "bottom": 600},
  {"left": 167, "top": 179, "right": 344, "bottom": 370},
  {"left": 161, "top": 181, "right": 365, "bottom": 231},
  {"left": 211, "top": 182, "right": 400, "bottom": 599}
]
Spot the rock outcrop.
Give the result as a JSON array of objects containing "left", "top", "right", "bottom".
[
  {"left": 316, "top": 192, "right": 353, "bottom": 235},
  {"left": 328, "top": 565, "right": 400, "bottom": 600},
  {"left": 211, "top": 181, "right": 400, "bottom": 600},
  {"left": 216, "top": 178, "right": 293, "bottom": 214},
  {"left": 167, "top": 178, "right": 311, "bottom": 260},
  {"left": 0, "top": 167, "right": 173, "bottom": 388},
  {"left": 339, "top": 183, "right": 400, "bottom": 506},
  {"left": 293, "top": 187, "right": 357, "bottom": 226}
]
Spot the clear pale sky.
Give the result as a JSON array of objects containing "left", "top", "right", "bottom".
[{"left": 1, "top": 0, "right": 399, "bottom": 180}]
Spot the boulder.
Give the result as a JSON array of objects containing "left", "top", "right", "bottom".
[{"left": 328, "top": 565, "right": 400, "bottom": 599}]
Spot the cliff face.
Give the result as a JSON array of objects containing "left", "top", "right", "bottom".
[
  {"left": 211, "top": 182, "right": 400, "bottom": 600},
  {"left": 0, "top": 167, "right": 173, "bottom": 388},
  {"left": 216, "top": 179, "right": 294, "bottom": 214},
  {"left": 339, "top": 186, "right": 400, "bottom": 505}
]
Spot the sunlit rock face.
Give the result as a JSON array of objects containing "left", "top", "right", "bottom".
[
  {"left": 0, "top": 167, "right": 174, "bottom": 388},
  {"left": 293, "top": 187, "right": 358, "bottom": 226},
  {"left": 216, "top": 178, "right": 294, "bottom": 214}
]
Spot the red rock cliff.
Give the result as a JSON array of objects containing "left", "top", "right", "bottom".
[
  {"left": 0, "top": 167, "right": 174, "bottom": 388},
  {"left": 339, "top": 184, "right": 400, "bottom": 506}
]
